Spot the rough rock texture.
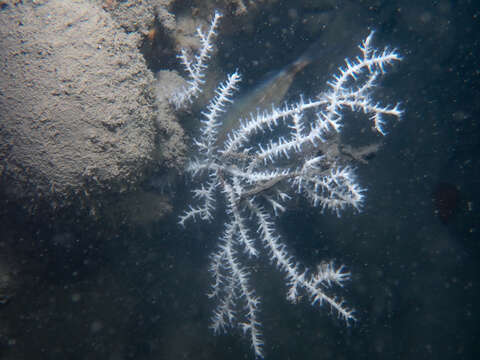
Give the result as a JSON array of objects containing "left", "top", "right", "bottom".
[
  {"left": 154, "top": 70, "right": 187, "bottom": 168},
  {"left": 99, "top": 0, "right": 156, "bottom": 39},
  {"left": 98, "top": 0, "right": 176, "bottom": 36},
  {"left": 0, "top": 0, "right": 157, "bottom": 209}
]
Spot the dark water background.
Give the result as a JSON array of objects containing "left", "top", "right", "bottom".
[{"left": 1, "top": 0, "right": 479, "bottom": 359}]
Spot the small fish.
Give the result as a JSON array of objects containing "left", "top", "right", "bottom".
[{"left": 216, "top": 37, "right": 333, "bottom": 146}]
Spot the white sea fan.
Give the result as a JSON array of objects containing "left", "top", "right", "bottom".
[{"left": 176, "top": 11, "right": 402, "bottom": 358}]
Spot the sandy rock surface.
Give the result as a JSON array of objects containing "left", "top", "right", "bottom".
[{"left": 0, "top": 0, "right": 159, "bottom": 209}]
